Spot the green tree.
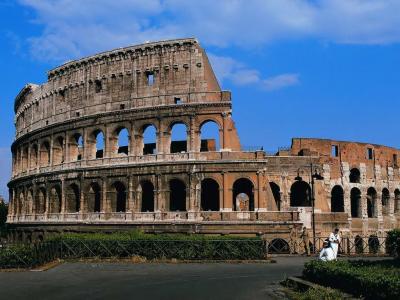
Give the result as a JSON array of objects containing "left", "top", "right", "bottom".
[{"left": 0, "top": 196, "right": 8, "bottom": 227}]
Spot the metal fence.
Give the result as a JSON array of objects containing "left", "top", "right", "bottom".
[
  {"left": 0, "top": 239, "right": 265, "bottom": 269},
  {"left": 265, "top": 236, "right": 395, "bottom": 256}
]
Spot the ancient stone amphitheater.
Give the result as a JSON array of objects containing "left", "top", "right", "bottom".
[{"left": 7, "top": 38, "right": 400, "bottom": 246}]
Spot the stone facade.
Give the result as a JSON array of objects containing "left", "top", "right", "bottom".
[{"left": 7, "top": 38, "right": 400, "bottom": 243}]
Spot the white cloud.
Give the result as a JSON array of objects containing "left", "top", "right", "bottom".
[
  {"left": 263, "top": 73, "right": 300, "bottom": 91},
  {"left": 17, "top": 0, "right": 400, "bottom": 62},
  {"left": 209, "top": 54, "right": 299, "bottom": 91}
]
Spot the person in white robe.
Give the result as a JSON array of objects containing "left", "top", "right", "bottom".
[
  {"left": 319, "top": 240, "right": 335, "bottom": 262},
  {"left": 329, "top": 228, "right": 340, "bottom": 259}
]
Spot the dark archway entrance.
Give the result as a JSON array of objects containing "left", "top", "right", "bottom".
[
  {"left": 232, "top": 178, "right": 254, "bottom": 211},
  {"left": 169, "top": 179, "right": 186, "bottom": 211},
  {"left": 351, "top": 188, "right": 361, "bottom": 218},
  {"left": 88, "top": 182, "right": 101, "bottom": 212},
  {"left": 269, "top": 182, "right": 281, "bottom": 211},
  {"left": 112, "top": 181, "right": 126, "bottom": 212},
  {"left": 201, "top": 178, "right": 220, "bottom": 211},
  {"left": 141, "top": 181, "right": 154, "bottom": 212},
  {"left": 367, "top": 187, "right": 377, "bottom": 218},
  {"left": 290, "top": 181, "right": 311, "bottom": 207},
  {"left": 331, "top": 185, "right": 344, "bottom": 212}
]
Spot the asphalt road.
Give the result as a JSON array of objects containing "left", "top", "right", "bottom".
[{"left": 0, "top": 257, "right": 313, "bottom": 300}]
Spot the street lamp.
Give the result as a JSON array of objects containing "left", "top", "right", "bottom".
[{"left": 296, "top": 163, "right": 324, "bottom": 253}]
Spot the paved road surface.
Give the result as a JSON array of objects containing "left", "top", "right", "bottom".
[{"left": 0, "top": 257, "right": 312, "bottom": 300}]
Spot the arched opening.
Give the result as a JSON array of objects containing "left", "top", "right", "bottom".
[
  {"left": 232, "top": 178, "right": 254, "bottom": 211},
  {"left": 395, "top": 189, "right": 400, "bottom": 213},
  {"left": 368, "top": 235, "right": 380, "bottom": 254},
  {"left": 117, "top": 128, "right": 129, "bottom": 155},
  {"left": 143, "top": 124, "right": 157, "bottom": 155},
  {"left": 367, "top": 187, "right": 377, "bottom": 218},
  {"left": 382, "top": 188, "right": 390, "bottom": 216},
  {"left": 35, "top": 187, "right": 46, "bottom": 214},
  {"left": 69, "top": 133, "right": 84, "bottom": 161},
  {"left": 170, "top": 122, "right": 188, "bottom": 153},
  {"left": 88, "top": 130, "right": 104, "bottom": 159},
  {"left": 349, "top": 168, "right": 361, "bottom": 183},
  {"left": 269, "top": 182, "right": 281, "bottom": 211},
  {"left": 30, "top": 144, "right": 38, "bottom": 169},
  {"left": 169, "top": 179, "right": 186, "bottom": 211},
  {"left": 65, "top": 183, "right": 80, "bottom": 213},
  {"left": 201, "top": 178, "right": 220, "bottom": 211},
  {"left": 331, "top": 185, "right": 345, "bottom": 212},
  {"left": 351, "top": 188, "right": 361, "bottom": 218},
  {"left": 200, "top": 121, "right": 220, "bottom": 152},
  {"left": 26, "top": 190, "right": 33, "bottom": 214},
  {"left": 21, "top": 147, "right": 28, "bottom": 171},
  {"left": 111, "top": 181, "right": 126, "bottom": 212},
  {"left": 39, "top": 141, "right": 50, "bottom": 167},
  {"left": 141, "top": 181, "right": 154, "bottom": 212},
  {"left": 87, "top": 182, "right": 101, "bottom": 213},
  {"left": 290, "top": 181, "right": 311, "bottom": 207},
  {"left": 53, "top": 136, "right": 64, "bottom": 165},
  {"left": 355, "top": 235, "right": 364, "bottom": 254},
  {"left": 49, "top": 185, "right": 61, "bottom": 214},
  {"left": 268, "top": 238, "right": 290, "bottom": 254},
  {"left": 17, "top": 192, "right": 23, "bottom": 215}
]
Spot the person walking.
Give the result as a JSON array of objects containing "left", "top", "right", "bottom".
[
  {"left": 300, "top": 226, "right": 310, "bottom": 256},
  {"left": 329, "top": 228, "right": 341, "bottom": 259},
  {"left": 289, "top": 227, "right": 298, "bottom": 254}
]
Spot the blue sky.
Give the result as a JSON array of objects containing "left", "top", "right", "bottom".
[{"left": 0, "top": 0, "right": 400, "bottom": 199}]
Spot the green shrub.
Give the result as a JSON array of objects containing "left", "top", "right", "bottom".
[
  {"left": 303, "top": 260, "right": 400, "bottom": 300},
  {"left": 386, "top": 229, "right": 400, "bottom": 257},
  {"left": 290, "top": 286, "right": 345, "bottom": 300}
]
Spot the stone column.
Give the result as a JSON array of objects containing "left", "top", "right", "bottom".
[
  {"left": 44, "top": 184, "right": 50, "bottom": 219},
  {"left": 101, "top": 177, "right": 108, "bottom": 213},
  {"left": 49, "top": 135, "right": 54, "bottom": 166},
  {"left": 221, "top": 112, "right": 227, "bottom": 150},
  {"left": 128, "top": 176, "right": 134, "bottom": 212},
  {"left": 60, "top": 178, "right": 66, "bottom": 214},
  {"left": 79, "top": 177, "right": 85, "bottom": 215},
  {"left": 222, "top": 171, "right": 231, "bottom": 211}
]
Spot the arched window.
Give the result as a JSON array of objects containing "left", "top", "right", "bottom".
[
  {"left": 53, "top": 136, "right": 64, "bottom": 165},
  {"left": 87, "top": 182, "right": 101, "bottom": 213},
  {"left": 169, "top": 179, "right": 186, "bottom": 211},
  {"left": 290, "top": 181, "right": 311, "bottom": 207},
  {"left": 66, "top": 183, "right": 80, "bottom": 213},
  {"left": 24, "top": 190, "right": 33, "bottom": 215},
  {"left": 40, "top": 141, "right": 51, "bottom": 167},
  {"left": 331, "top": 185, "right": 344, "bottom": 212},
  {"left": 170, "top": 122, "right": 188, "bottom": 153},
  {"left": 355, "top": 235, "right": 364, "bottom": 254},
  {"left": 18, "top": 192, "right": 24, "bottom": 215},
  {"left": 351, "top": 188, "right": 361, "bottom": 218},
  {"left": 382, "top": 188, "right": 390, "bottom": 216},
  {"left": 111, "top": 181, "right": 126, "bottom": 212},
  {"left": 269, "top": 182, "right": 281, "bottom": 211},
  {"left": 21, "top": 147, "right": 28, "bottom": 171},
  {"left": 368, "top": 235, "right": 380, "bottom": 254},
  {"left": 395, "top": 189, "right": 400, "bottom": 213},
  {"left": 35, "top": 187, "right": 46, "bottom": 214},
  {"left": 94, "top": 130, "right": 104, "bottom": 158},
  {"left": 117, "top": 128, "right": 129, "bottom": 155},
  {"left": 30, "top": 144, "right": 38, "bottom": 169},
  {"left": 200, "top": 121, "right": 220, "bottom": 152},
  {"left": 140, "top": 181, "right": 154, "bottom": 212},
  {"left": 143, "top": 124, "right": 157, "bottom": 155},
  {"left": 49, "top": 185, "right": 61, "bottom": 214},
  {"left": 201, "top": 178, "right": 220, "bottom": 211},
  {"left": 70, "top": 133, "right": 83, "bottom": 161},
  {"left": 349, "top": 168, "right": 361, "bottom": 183},
  {"left": 367, "top": 187, "right": 377, "bottom": 218},
  {"left": 232, "top": 178, "right": 254, "bottom": 211}
]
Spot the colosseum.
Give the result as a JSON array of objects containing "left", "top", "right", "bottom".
[{"left": 6, "top": 38, "right": 400, "bottom": 248}]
